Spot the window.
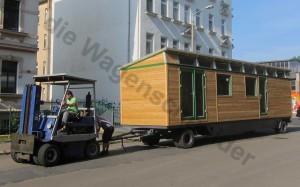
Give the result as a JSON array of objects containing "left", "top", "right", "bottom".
[
  {"left": 209, "top": 48, "right": 214, "bottom": 55},
  {"left": 195, "top": 9, "right": 201, "bottom": 27},
  {"left": 209, "top": 14, "right": 214, "bottom": 32},
  {"left": 292, "top": 80, "right": 296, "bottom": 90},
  {"left": 1, "top": 61, "right": 18, "bottom": 93},
  {"left": 45, "top": 8, "right": 48, "bottom": 23},
  {"left": 231, "top": 63, "right": 242, "bottom": 72},
  {"left": 44, "top": 34, "right": 47, "bottom": 49},
  {"left": 184, "top": 43, "right": 190, "bottom": 51},
  {"left": 196, "top": 45, "right": 201, "bottom": 53},
  {"left": 179, "top": 56, "right": 195, "bottom": 66},
  {"left": 146, "top": 33, "right": 154, "bottom": 55},
  {"left": 216, "top": 62, "right": 228, "bottom": 70},
  {"left": 161, "top": 37, "right": 167, "bottom": 48},
  {"left": 3, "top": 0, "right": 20, "bottom": 31},
  {"left": 184, "top": 5, "right": 190, "bottom": 24},
  {"left": 222, "top": 51, "right": 227, "bottom": 57},
  {"left": 173, "top": 40, "right": 179, "bottom": 49},
  {"left": 173, "top": 1, "right": 179, "bottom": 20},
  {"left": 245, "top": 77, "right": 257, "bottom": 96},
  {"left": 217, "top": 74, "right": 231, "bottom": 96},
  {"left": 161, "top": 0, "right": 167, "bottom": 17},
  {"left": 43, "top": 61, "right": 47, "bottom": 75},
  {"left": 147, "top": 0, "right": 153, "bottom": 12},
  {"left": 221, "top": 19, "right": 226, "bottom": 35}
]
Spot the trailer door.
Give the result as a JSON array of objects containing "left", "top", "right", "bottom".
[
  {"left": 259, "top": 77, "right": 268, "bottom": 115},
  {"left": 180, "top": 69, "right": 206, "bottom": 120}
]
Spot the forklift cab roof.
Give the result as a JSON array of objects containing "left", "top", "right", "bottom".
[{"left": 33, "top": 74, "right": 96, "bottom": 85}]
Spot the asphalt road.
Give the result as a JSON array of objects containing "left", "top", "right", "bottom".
[{"left": 1, "top": 119, "right": 300, "bottom": 187}]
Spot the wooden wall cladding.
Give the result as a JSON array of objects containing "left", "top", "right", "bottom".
[
  {"left": 132, "top": 53, "right": 165, "bottom": 67},
  {"left": 217, "top": 73, "right": 260, "bottom": 122},
  {"left": 120, "top": 65, "right": 168, "bottom": 126},
  {"left": 168, "top": 66, "right": 181, "bottom": 125},
  {"left": 263, "top": 78, "right": 292, "bottom": 118},
  {"left": 166, "top": 53, "right": 179, "bottom": 64}
]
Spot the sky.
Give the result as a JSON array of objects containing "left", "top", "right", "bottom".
[{"left": 232, "top": 0, "right": 300, "bottom": 62}]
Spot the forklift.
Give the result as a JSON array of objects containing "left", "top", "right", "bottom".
[{"left": 11, "top": 74, "right": 100, "bottom": 167}]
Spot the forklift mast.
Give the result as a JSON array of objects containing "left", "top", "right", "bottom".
[{"left": 19, "top": 85, "right": 41, "bottom": 135}]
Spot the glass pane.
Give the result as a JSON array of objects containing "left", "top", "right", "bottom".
[
  {"left": 259, "top": 78, "right": 267, "bottom": 114},
  {"left": 181, "top": 71, "right": 194, "bottom": 117},
  {"left": 195, "top": 73, "right": 204, "bottom": 117},
  {"left": 246, "top": 77, "right": 256, "bottom": 96},
  {"left": 217, "top": 74, "right": 231, "bottom": 96}
]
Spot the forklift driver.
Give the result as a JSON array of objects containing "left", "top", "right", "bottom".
[{"left": 58, "top": 90, "right": 79, "bottom": 132}]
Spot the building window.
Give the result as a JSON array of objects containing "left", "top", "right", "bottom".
[
  {"left": 195, "top": 9, "right": 201, "bottom": 27},
  {"left": 173, "top": 40, "right": 179, "bottom": 49},
  {"left": 1, "top": 61, "right": 18, "bottom": 94},
  {"left": 161, "top": 37, "right": 167, "bottom": 49},
  {"left": 184, "top": 5, "right": 190, "bottom": 24},
  {"left": 146, "top": 0, "right": 153, "bottom": 12},
  {"left": 161, "top": 0, "right": 167, "bottom": 17},
  {"left": 146, "top": 33, "right": 154, "bottom": 55},
  {"left": 173, "top": 1, "right": 179, "bottom": 20},
  {"left": 184, "top": 43, "right": 190, "bottom": 51},
  {"left": 209, "top": 48, "right": 214, "bottom": 55},
  {"left": 196, "top": 45, "right": 201, "bottom": 53},
  {"left": 222, "top": 51, "right": 227, "bottom": 57},
  {"left": 3, "top": 0, "right": 20, "bottom": 31},
  {"left": 221, "top": 19, "right": 226, "bottom": 35},
  {"left": 44, "top": 34, "right": 47, "bottom": 49},
  {"left": 209, "top": 14, "right": 214, "bottom": 32},
  {"left": 45, "top": 8, "right": 48, "bottom": 23},
  {"left": 245, "top": 77, "right": 257, "bottom": 96},
  {"left": 43, "top": 61, "right": 47, "bottom": 75},
  {"left": 217, "top": 74, "right": 231, "bottom": 96}
]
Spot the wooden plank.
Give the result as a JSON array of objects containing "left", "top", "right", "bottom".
[
  {"left": 121, "top": 65, "right": 168, "bottom": 126},
  {"left": 166, "top": 53, "right": 179, "bottom": 64}
]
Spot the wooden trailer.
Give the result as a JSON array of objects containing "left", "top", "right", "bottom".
[{"left": 120, "top": 48, "right": 292, "bottom": 148}]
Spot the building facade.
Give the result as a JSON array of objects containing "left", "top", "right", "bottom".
[
  {"left": 37, "top": 0, "right": 52, "bottom": 101},
  {"left": 46, "top": 0, "right": 233, "bottom": 102},
  {"left": 259, "top": 59, "right": 300, "bottom": 112},
  {"left": 0, "top": 0, "right": 38, "bottom": 113}
]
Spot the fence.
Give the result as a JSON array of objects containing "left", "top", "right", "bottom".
[
  {"left": 0, "top": 99, "right": 131, "bottom": 135},
  {"left": 0, "top": 109, "right": 21, "bottom": 135}
]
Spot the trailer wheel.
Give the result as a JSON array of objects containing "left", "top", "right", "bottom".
[
  {"left": 38, "top": 144, "right": 61, "bottom": 167},
  {"left": 11, "top": 151, "right": 26, "bottom": 163},
  {"left": 173, "top": 129, "right": 195, "bottom": 149},
  {"left": 141, "top": 135, "right": 160, "bottom": 146},
  {"left": 84, "top": 140, "right": 100, "bottom": 159},
  {"left": 275, "top": 120, "right": 287, "bottom": 134}
]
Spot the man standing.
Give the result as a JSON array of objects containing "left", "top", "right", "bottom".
[
  {"left": 58, "top": 90, "right": 78, "bottom": 132},
  {"left": 97, "top": 116, "right": 115, "bottom": 155}
]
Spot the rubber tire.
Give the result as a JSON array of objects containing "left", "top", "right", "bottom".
[
  {"left": 38, "top": 144, "right": 61, "bottom": 167},
  {"left": 11, "top": 151, "right": 26, "bottom": 163},
  {"left": 141, "top": 135, "right": 160, "bottom": 146},
  {"left": 84, "top": 140, "right": 100, "bottom": 159},
  {"left": 173, "top": 129, "right": 195, "bottom": 149},
  {"left": 275, "top": 120, "right": 287, "bottom": 134},
  {"left": 32, "top": 155, "right": 40, "bottom": 165}
]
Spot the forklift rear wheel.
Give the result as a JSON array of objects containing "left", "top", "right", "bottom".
[
  {"left": 38, "top": 144, "right": 61, "bottom": 167},
  {"left": 11, "top": 151, "right": 26, "bottom": 163},
  {"left": 173, "top": 129, "right": 195, "bottom": 149},
  {"left": 141, "top": 135, "right": 160, "bottom": 146},
  {"left": 84, "top": 140, "right": 100, "bottom": 159}
]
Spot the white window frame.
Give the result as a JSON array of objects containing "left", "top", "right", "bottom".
[
  {"left": 184, "top": 5, "right": 191, "bottom": 24},
  {"left": 173, "top": 1, "right": 179, "bottom": 20},
  {"left": 161, "top": 0, "right": 167, "bottom": 17},
  {"left": 146, "top": 33, "right": 154, "bottom": 55}
]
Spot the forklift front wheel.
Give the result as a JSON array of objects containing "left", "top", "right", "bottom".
[
  {"left": 11, "top": 151, "right": 26, "bottom": 163},
  {"left": 38, "top": 144, "right": 61, "bottom": 167}
]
